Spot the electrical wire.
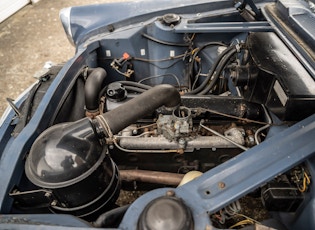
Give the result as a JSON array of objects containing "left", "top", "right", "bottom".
[
  {"left": 112, "top": 67, "right": 131, "bottom": 78},
  {"left": 134, "top": 58, "right": 184, "bottom": 70},
  {"left": 193, "top": 108, "right": 272, "bottom": 126},
  {"left": 186, "top": 45, "right": 238, "bottom": 95},
  {"left": 191, "top": 61, "right": 202, "bottom": 90},
  {"left": 133, "top": 123, "right": 157, "bottom": 130},
  {"left": 141, "top": 32, "right": 190, "bottom": 47},
  {"left": 299, "top": 172, "right": 311, "bottom": 193},
  {"left": 229, "top": 213, "right": 261, "bottom": 229},
  {"left": 114, "top": 131, "right": 155, "bottom": 139},
  {"left": 229, "top": 219, "right": 254, "bottom": 229},
  {"left": 124, "top": 86, "right": 147, "bottom": 93},
  {"left": 138, "top": 73, "right": 181, "bottom": 89},
  {"left": 188, "top": 42, "right": 227, "bottom": 90},
  {"left": 198, "top": 48, "right": 238, "bottom": 95},
  {"left": 254, "top": 105, "right": 272, "bottom": 144},
  {"left": 118, "top": 81, "right": 152, "bottom": 90},
  {"left": 132, "top": 52, "right": 190, "bottom": 62}
]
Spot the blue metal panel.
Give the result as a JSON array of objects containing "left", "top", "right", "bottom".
[
  {"left": 0, "top": 214, "right": 91, "bottom": 228},
  {"left": 174, "top": 21, "right": 273, "bottom": 33},
  {"left": 68, "top": 0, "right": 271, "bottom": 46},
  {"left": 176, "top": 114, "right": 315, "bottom": 214}
]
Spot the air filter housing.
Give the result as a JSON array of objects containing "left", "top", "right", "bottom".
[{"left": 25, "top": 118, "right": 120, "bottom": 217}]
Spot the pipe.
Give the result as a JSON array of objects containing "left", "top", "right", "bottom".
[
  {"left": 118, "top": 131, "right": 244, "bottom": 150},
  {"left": 199, "top": 122, "right": 248, "bottom": 151},
  {"left": 97, "top": 84, "right": 181, "bottom": 135},
  {"left": 120, "top": 170, "right": 184, "bottom": 186},
  {"left": 85, "top": 67, "right": 107, "bottom": 116},
  {"left": 93, "top": 204, "right": 130, "bottom": 228}
]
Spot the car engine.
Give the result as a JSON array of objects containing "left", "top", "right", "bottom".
[{"left": 1, "top": 0, "right": 315, "bottom": 229}]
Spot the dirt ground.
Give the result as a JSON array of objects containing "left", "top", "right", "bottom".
[{"left": 0, "top": 0, "right": 125, "bottom": 116}]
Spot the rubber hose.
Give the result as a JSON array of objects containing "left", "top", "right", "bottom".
[
  {"left": 85, "top": 67, "right": 107, "bottom": 112},
  {"left": 198, "top": 48, "right": 237, "bottom": 95},
  {"left": 186, "top": 45, "right": 236, "bottom": 95},
  {"left": 118, "top": 81, "right": 152, "bottom": 90},
  {"left": 99, "top": 84, "right": 181, "bottom": 135}
]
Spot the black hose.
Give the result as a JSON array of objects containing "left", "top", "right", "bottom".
[
  {"left": 118, "top": 81, "right": 152, "bottom": 90},
  {"left": 186, "top": 45, "right": 237, "bottom": 95},
  {"left": 189, "top": 42, "right": 227, "bottom": 89},
  {"left": 93, "top": 204, "right": 130, "bottom": 228},
  {"left": 124, "top": 85, "right": 147, "bottom": 93},
  {"left": 85, "top": 68, "right": 107, "bottom": 112},
  {"left": 198, "top": 48, "right": 237, "bottom": 95},
  {"left": 99, "top": 84, "right": 181, "bottom": 135}
]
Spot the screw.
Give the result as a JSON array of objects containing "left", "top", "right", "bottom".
[
  {"left": 51, "top": 200, "right": 57, "bottom": 206},
  {"left": 218, "top": 182, "right": 226, "bottom": 189},
  {"left": 166, "top": 190, "right": 175, "bottom": 197},
  {"left": 44, "top": 192, "right": 51, "bottom": 198}
]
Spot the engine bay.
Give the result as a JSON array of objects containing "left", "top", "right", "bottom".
[{"left": 2, "top": 1, "right": 315, "bottom": 229}]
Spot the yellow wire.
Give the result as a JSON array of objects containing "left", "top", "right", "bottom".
[
  {"left": 236, "top": 214, "right": 261, "bottom": 225},
  {"left": 191, "top": 48, "right": 199, "bottom": 55},
  {"left": 299, "top": 172, "right": 311, "bottom": 193},
  {"left": 229, "top": 219, "right": 254, "bottom": 229},
  {"left": 305, "top": 172, "right": 311, "bottom": 184},
  {"left": 299, "top": 177, "right": 307, "bottom": 193}
]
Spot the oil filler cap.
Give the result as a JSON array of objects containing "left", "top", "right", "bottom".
[
  {"left": 138, "top": 195, "right": 193, "bottom": 230},
  {"left": 106, "top": 82, "right": 127, "bottom": 102}
]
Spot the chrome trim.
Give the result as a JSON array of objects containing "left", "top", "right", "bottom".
[{"left": 59, "top": 7, "right": 74, "bottom": 46}]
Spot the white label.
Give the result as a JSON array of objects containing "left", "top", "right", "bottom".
[
  {"left": 170, "top": 50, "right": 175, "bottom": 57},
  {"left": 140, "top": 49, "right": 146, "bottom": 56},
  {"left": 273, "top": 80, "right": 288, "bottom": 106},
  {"left": 105, "top": 50, "right": 111, "bottom": 57}
]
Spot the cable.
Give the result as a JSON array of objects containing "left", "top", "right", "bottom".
[
  {"left": 141, "top": 32, "right": 190, "bottom": 47},
  {"left": 229, "top": 213, "right": 261, "bottom": 229},
  {"left": 198, "top": 48, "right": 238, "bottom": 95},
  {"left": 132, "top": 50, "right": 191, "bottom": 62},
  {"left": 124, "top": 86, "right": 146, "bottom": 93},
  {"left": 138, "top": 73, "right": 181, "bottom": 89},
  {"left": 133, "top": 123, "right": 157, "bottom": 130},
  {"left": 118, "top": 81, "right": 152, "bottom": 90},
  {"left": 229, "top": 219, "right": 254, "bottom": 229},
  {"left": 133, "top": 57, "right": 184, "bottom": 70},
  {"left": 112, "top": 67, "right": 131, "bottom": 78},
  {"left": 299, "top": 172, "right": 311, "bottom": 193},
  {"left": 254, "top": 105, "right": 271, "bottom": 144},
  {"left": 186, "top": 45, "right": 238, "bottom": 95},
  {"left": 188, "top": 42, "right": 227, "bottom": 90},
  {"left": 193, "top": 108, "right": 272, "bottom": 126},
  {"left": 114, "top": 131, "right": 155, "bottom": 139},
  {"left": 191, "top": 61, "right": 202, "bottom": 90}
]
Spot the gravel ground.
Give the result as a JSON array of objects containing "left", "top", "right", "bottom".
[{"left": 0, "top": 0, "right": 126, "bottom": 116}]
